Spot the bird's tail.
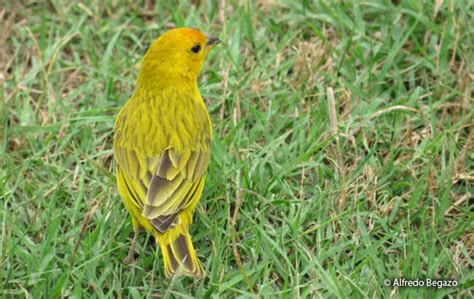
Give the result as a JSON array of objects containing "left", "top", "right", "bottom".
[{"left": 159, "top": 232, "right": 204, "bottom": 278}]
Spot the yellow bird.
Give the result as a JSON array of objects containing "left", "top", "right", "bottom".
[{"left": 113, "top": 28, "right": 220, "bottom": 278}]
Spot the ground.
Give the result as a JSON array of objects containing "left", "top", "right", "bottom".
[{"left": 1, "top": 0, "right": 472, "bottom": 297}]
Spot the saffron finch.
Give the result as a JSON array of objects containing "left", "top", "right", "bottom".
[{"left": 113, "top": 28, "right": 220, "bottom": 278}]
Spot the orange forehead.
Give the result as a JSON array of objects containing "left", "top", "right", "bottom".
[
  {"left": 161, "top": 27, "right": 206, "bottom": 45},
  {"left": 180, "top": 28, "right": 206, "bottom": 41}
]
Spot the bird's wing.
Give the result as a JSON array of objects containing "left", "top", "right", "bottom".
[{"left": 115, "top": 146, "right": 210, "bottom": 233}]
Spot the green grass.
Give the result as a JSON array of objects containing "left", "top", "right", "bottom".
[{"left": 1, "top": 0, "right": 473, "bottom": 297}]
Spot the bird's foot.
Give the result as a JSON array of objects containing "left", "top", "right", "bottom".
[{"left": 123, "top": 253, "right": 136, "bottom": 265}]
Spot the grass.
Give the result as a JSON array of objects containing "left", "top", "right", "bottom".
[{"left": 1, "top": 0, "right": 473, "bottom": 297}]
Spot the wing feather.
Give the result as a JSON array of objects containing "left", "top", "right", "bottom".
[
  {"left": 115, "top": 144, "right": 210, "bottom": 234},
  {"left": 186, "top": 151, "right": 199, "bottom": 178}
]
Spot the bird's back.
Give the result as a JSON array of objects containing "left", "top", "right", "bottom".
[{"left": 114, "top": 85, "right": 211, "bottom": 155}]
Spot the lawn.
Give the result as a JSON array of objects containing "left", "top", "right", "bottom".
[{"left": 1, "top": 0, "right": 472, "bottom": 297}]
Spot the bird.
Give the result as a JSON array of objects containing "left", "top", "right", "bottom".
[{"left": 113, "top": 27, "right": 220, "bottom": 278}]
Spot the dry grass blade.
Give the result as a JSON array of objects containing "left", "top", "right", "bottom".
[
  {"left": 368, "top": 105, "right": 420, "bottom": 119},
  {"left": 326, "top": 87, "right": 338, "bottom": 135},
  {"left": 70, "top": 199, "right": 102, "bottom": 269},
  {"left": 327, "top": 87, "right": 346, "bottom": 208},
  {"left": 231, "top": 183, "right": 255, "bottom": 294}
]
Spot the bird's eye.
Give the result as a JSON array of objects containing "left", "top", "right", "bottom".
[{"left": 191, "top": 44, "right": 201, "bottom": 54}]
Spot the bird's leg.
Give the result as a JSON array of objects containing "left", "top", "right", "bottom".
[{"left": 123, "top": 218, "right": 141, "bottom": 265}]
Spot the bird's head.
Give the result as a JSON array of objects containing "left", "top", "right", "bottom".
[{"left": 138, "top": 28, "right": 220, "bottom": 87}]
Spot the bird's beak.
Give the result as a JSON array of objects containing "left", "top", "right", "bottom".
[{"left": 205, "top": 35, "right": 221, "bottom": 48}]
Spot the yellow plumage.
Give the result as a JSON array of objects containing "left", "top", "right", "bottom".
[{"left": 113, "top": 28, "right": 220, "bottom": 278}]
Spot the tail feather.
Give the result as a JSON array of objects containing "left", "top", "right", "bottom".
[{"left": 160, "top": 233, "right": 204, "bottom": 278}]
